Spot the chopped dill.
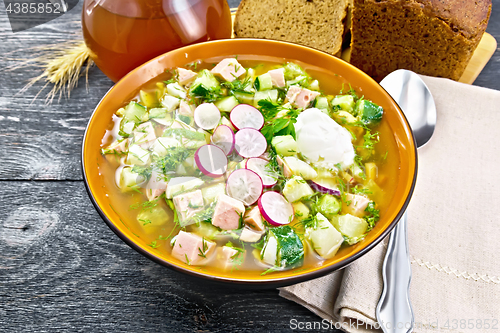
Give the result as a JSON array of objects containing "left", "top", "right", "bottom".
[
  {"left": 139, "top": 219, "right": 152, "bottom": 226},
  {"left": 261, "top": 266, "right": 280, "bottom": 276},
  {"left": 155, "top": 146, "right": 191, "bottom": 173},
  {"left": 148, "top": 240, "right": 159, "bottom": 249}
]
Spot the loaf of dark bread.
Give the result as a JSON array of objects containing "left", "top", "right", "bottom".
[{"left": 349, "top": 0, "right": 492, "bottom": 81}]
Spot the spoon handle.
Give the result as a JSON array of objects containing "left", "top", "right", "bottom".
[{"left": 376, "top": 213, "right": 414, "bottom": 333}]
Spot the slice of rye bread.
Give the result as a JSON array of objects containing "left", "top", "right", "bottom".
[{"left": 234, "top": 0, "right": 350, "bottom": 56}]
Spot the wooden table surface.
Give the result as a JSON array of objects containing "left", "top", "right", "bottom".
[{"left": 1, "top": 1, "right": 499, "bottom": 332}]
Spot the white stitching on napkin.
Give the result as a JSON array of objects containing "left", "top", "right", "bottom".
[{"left": 411, "top": 257, "right": 500, "bottom": 284}]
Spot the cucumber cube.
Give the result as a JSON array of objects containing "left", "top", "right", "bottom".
[
  {"left": 271, "top": 135, "right": 297, "bottom": 156},
  {"left": 306, "top": 213, "right": 343, "bottom": 259},
  {"left": 137, "top": 206, "right": 171, "bottom": 234},
  {"left": 255, "top": 73, "right": 273, "bottom": 91},
  {"left": 119, "top": 118, "right": 135, "bottom": 137},
  {"left": 253, "top": 90, "right": 278, "bottom": 107},
  {"left": 149, "top": 108, "right": 168, "bottom": 119},
  {"left": 119, "top": 167, "right": 145, "bottom": 192},
  {"left": 282, "top": 156, "right": 318, "bottom": 180},
  {"left": 201, "top": 183, "right": 226, "bottom": 203},
  {"left": 190, "top": 221, "right": 220, "bottom": 240},
  {"left": 283, "top": 176, "right": 314, "bottom": 202},
  {"left": 126, "top": 144, "right": 150, "bottom": 166},
  {"left": 166, "top": 177, "right": 204, "bottom": 199},
  {"left": 194, "top": 69, "right": 220, "bottom": 90},
  {"left": 189, "top": 69, "right": 220, "bottom": 98},
  {"left": 233, "top": 91, "right": 254, "bottom": 105},
  {"left": 357, "top": 100, "right": 383, "bottom": 125},
  {"left": 160, "top": 95, "right": 180, "bottom": 112},
  {"left": 122, "top": 101, "right": 147, "bottom": 123},
  {"left": 331, "top": 214, "right": 368, "bottom": 244},
  {"left": 284, "top": 63, "right": 307, "bottom": 80},
  {"left": 167, "top": 82, "right": 187, "bottom": 99},
  {"left": 261, "top": 225, "right": 304, "bottom": 268},
  {"left": 273, "top": 225, "right": 304, "bottom": 267},
  {"left": 148, "top": 108, "right": 173, "bottom": 126},
  {"left": 308, "top": 79, "right": 320, "bottom": 91},
  {"left": 215, "top": 95, "right": 239, "bottom": 112},
  {"left": 314, "top": 96, "right": 330, "bottom": 112},
  {"left": 331, "top": 95, "right": 355, "bottom": 113}
]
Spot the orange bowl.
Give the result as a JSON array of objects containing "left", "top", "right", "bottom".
[{"left": 82, "top": 38, "right": 417, "bottom": 288}]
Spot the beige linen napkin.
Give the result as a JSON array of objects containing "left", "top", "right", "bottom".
[{"left": 280, "top": 76, "right": 500, "bottom": 333}]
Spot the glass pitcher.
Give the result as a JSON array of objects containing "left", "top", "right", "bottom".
[{"left": 82, "top": 0, "right": 232, "bottom": 82}]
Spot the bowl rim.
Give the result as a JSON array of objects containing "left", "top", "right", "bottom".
[{"left": 81, "top": 38, "right": 418, "bottom": 288}]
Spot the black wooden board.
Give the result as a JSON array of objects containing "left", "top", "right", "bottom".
[{"left": 1, "top": 0, "right": 499, "bottom": 331}]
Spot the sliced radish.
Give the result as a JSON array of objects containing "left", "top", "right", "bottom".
[
  {"left": 194, "top": 103, "right": 221, "bottom": 130},
  {"left": 230, "top": 104, "right": 265, "bottom": 130},
  {"left": 245, "top": 157, "right": 279, "bottom": 188},
  {"left": 234, "top": 128, "right": 267, "bottom": 158},
  {"left": 194, "top": 144, "right": 227, "bottom": 178},
  {"left": 226, "top": 169, "right": 263, "bottom": 205},
  {"left": 258, "top": 191, "right": 294, "bottom": 226},
  {"left": 211, "top": 125, "right": 235, "bottom": 155},
  {"left": 309, "top": 178, "right": 341, "bottom": 196}
]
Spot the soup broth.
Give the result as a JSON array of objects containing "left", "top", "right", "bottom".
[{"left": 98, "top": 57, "right": 400, "bottom": 277}]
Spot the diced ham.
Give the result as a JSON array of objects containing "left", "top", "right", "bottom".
[
  {"left": 268, "top": 68, "right": 286, "bottom": 88},
  {"left": 170, "top": 120, "right": 189, "bottom": 129},
  {"left": 172, "top": 190, "right": 204, "bottom": 226},
  {"left": 286, "top": 86, "right": 320, "bottom": 109},
  {"left": 285, "top": 86, "right": 302, "bottom": 105},
  {"left": 177, "top": 68, "right": 197, "bottom": 86},
  {"left": 259, "top": 152, "right": 270, "bottom": 161},
  {"left": 217, "top": 246, "right": 240, "bottom": 270},
  {"left": 212, "top": 194, "right": 245, "bottom": 230},
  {"left": 146, "top": 170, "right": 167, "bottom": 201},
  {"left": 211, "top": 58, "right": 246, "bottom": 82},
  {"left": 133, "top": 122, "right": 156, "bottom": 149},
  {"left": 244, "top": 206, "right": 265, "bottom": 231},
  {"left": 178, "top": 100, "right": 195, "bottom": 117},
  {"left": 239, "top": 227, "right": 264, "bottom": 243},
  {"left": 344, "top": 193, "right": 371, "bottom": 217},
  {"left": 276, "top": 155, "right": 292, "bottom": 178},
  {"left": 296, "top": 89, "right": 321, "bottom": 109},
  {"left": 171, "top": 231, "right": 216, "bottom": 265}
]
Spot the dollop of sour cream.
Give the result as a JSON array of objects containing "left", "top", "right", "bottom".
[{"left": 294, "top": 108, "right": 355, "bottom": 168}]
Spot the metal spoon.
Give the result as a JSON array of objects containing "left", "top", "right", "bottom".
[{"left": 376, "top": 70, "right": 437, "bottom": 333}]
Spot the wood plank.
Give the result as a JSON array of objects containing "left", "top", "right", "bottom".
[
  {"left": 0, "top": 13, "right": 113, "bottom": 180},
  {"left": 459, "top": 33, "right": 498, "bottom": 84},
  {"left": 0, "top": 181, "right": 329, "bottom": 332}
]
